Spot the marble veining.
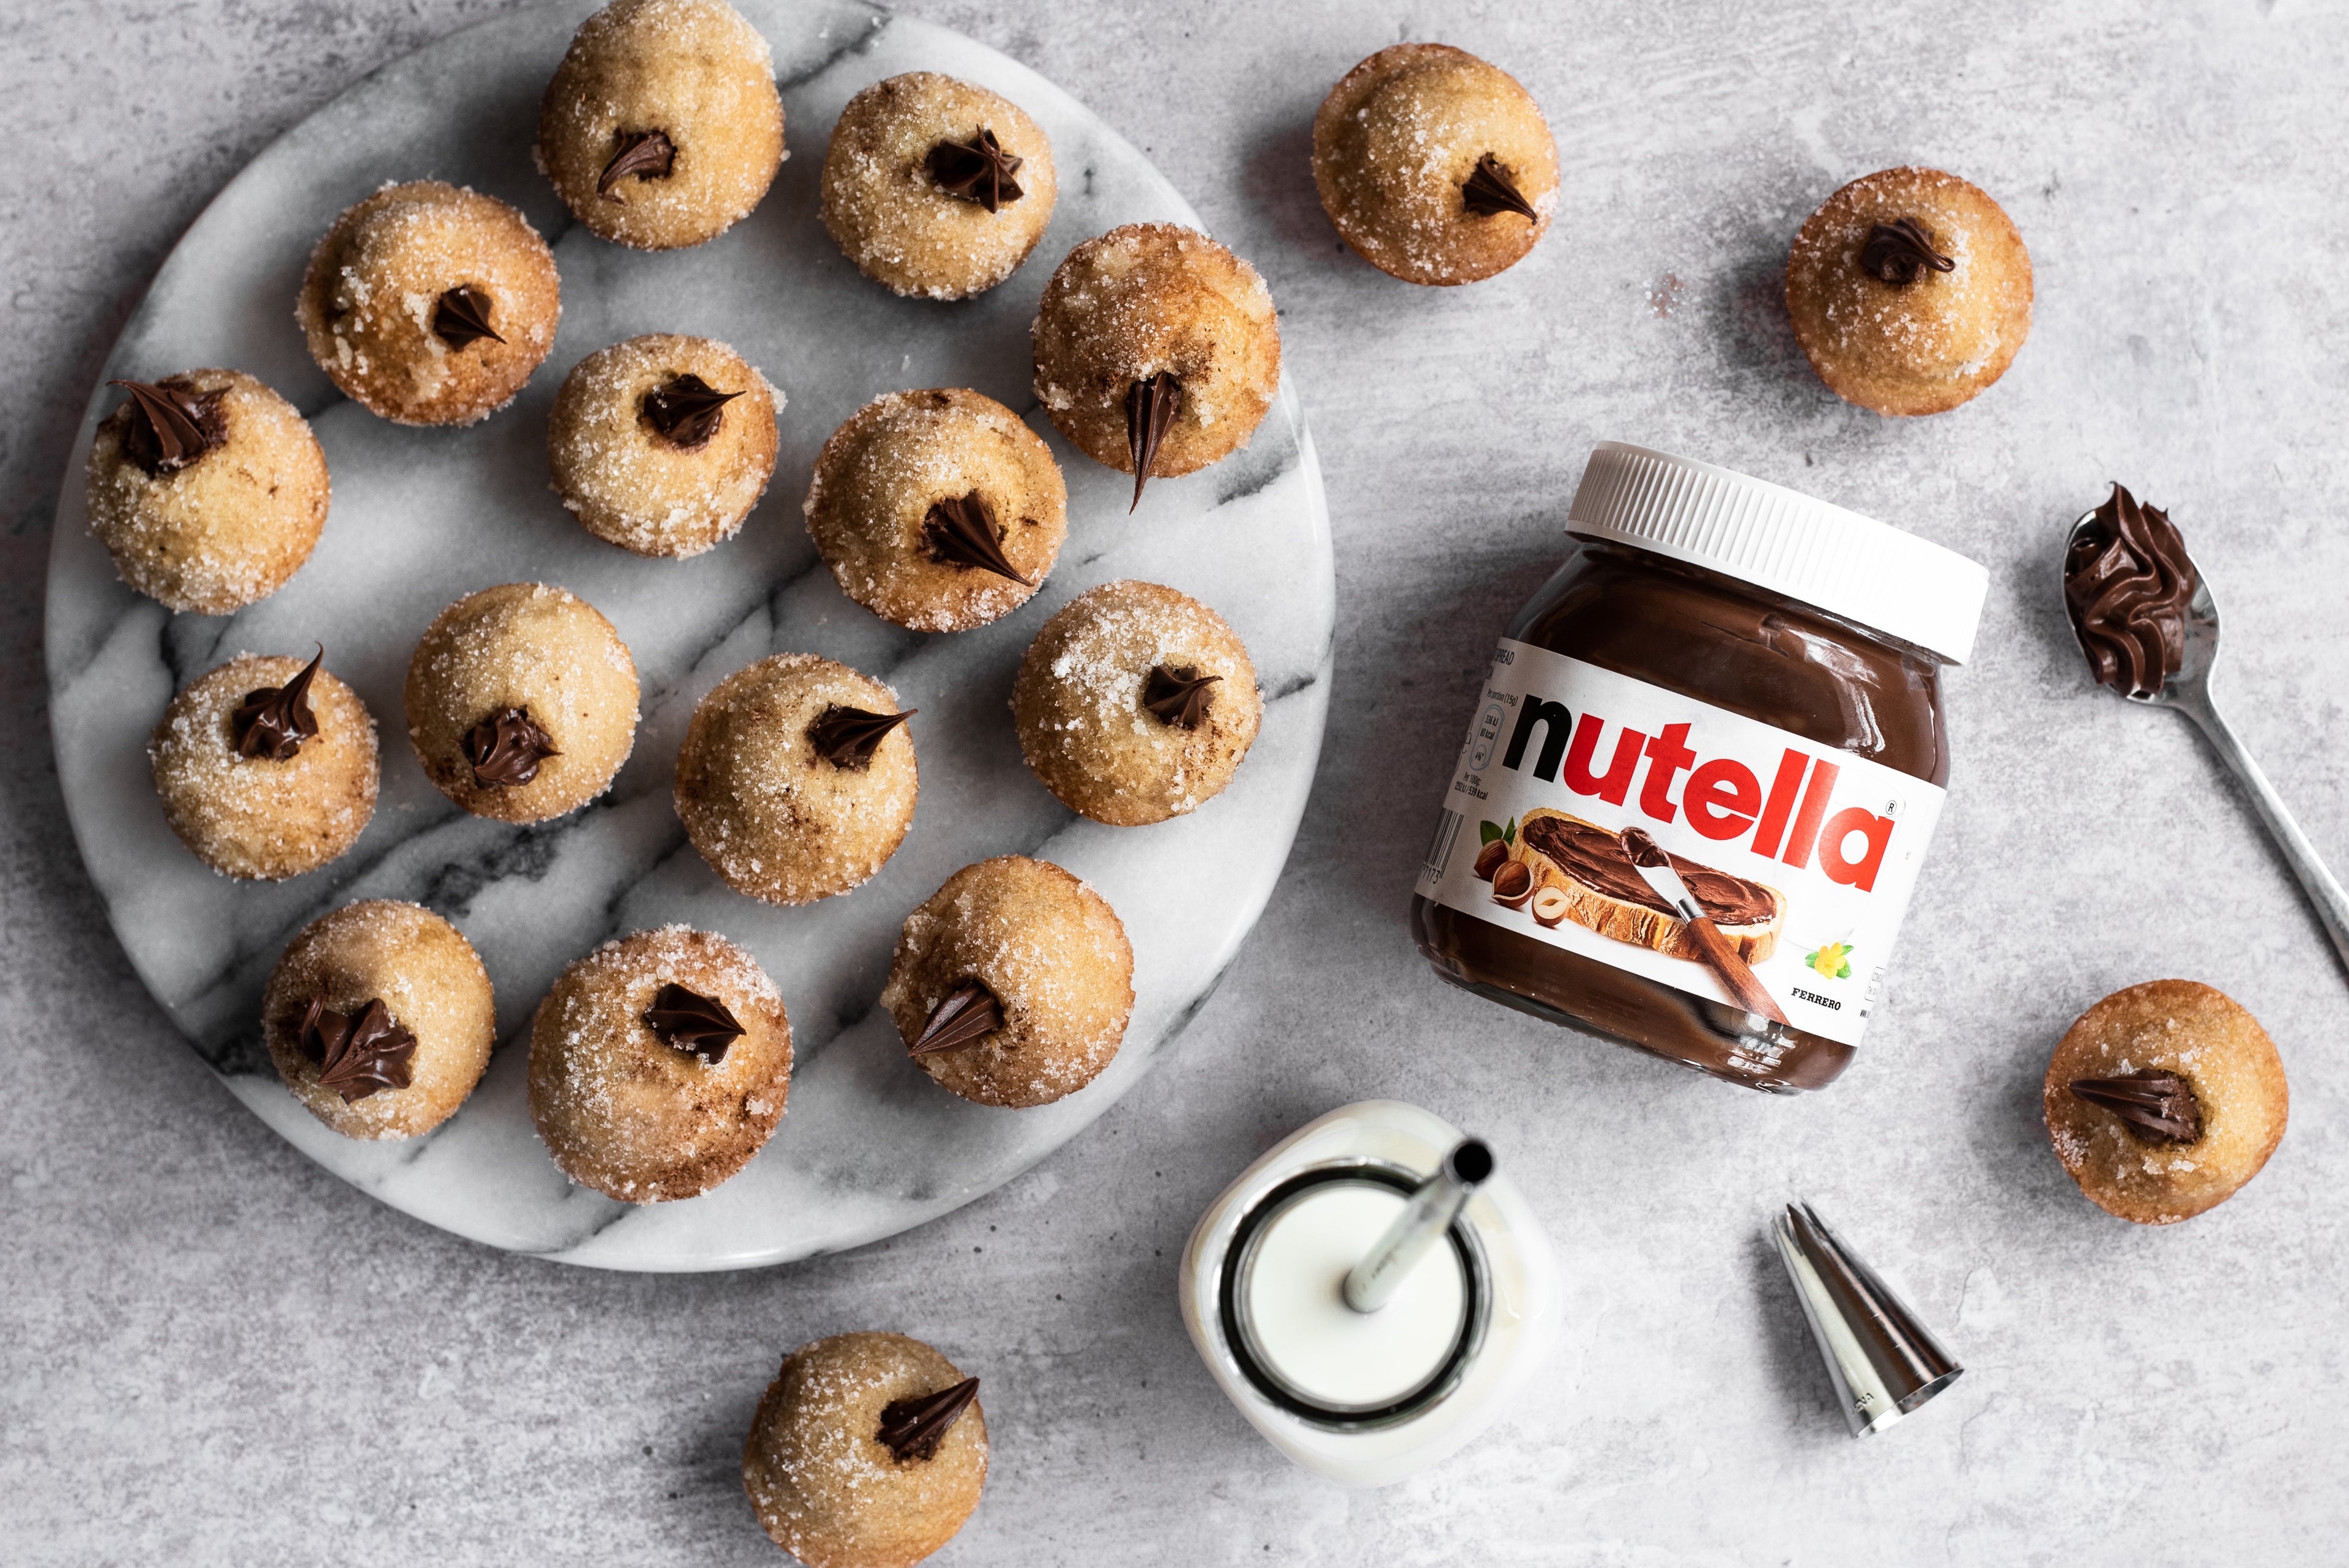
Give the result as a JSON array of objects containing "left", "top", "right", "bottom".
[{"left": 42, "top": 0, "right": 1333, "bottom": 1271}]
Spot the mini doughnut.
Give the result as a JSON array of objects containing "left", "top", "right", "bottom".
[
  {"left": 674, "top": 653, "right": 918, "bottom": 905},
  {"left": 1031, "top": 223, "right": 1281, "bottom": 510},
  {"left": 404, "top": 582, "right": 640, "bottom": 825},
  {"left": 804, "top": 388, "right": 1066, "bottom": 632},
  {"left": 743, "top": 1331, "right": 987, "bottom": 1568},
  {"left": 1786, "top": 166, "right": 2033, "bottom": 417},
  {"left": 1312, "top": 43, "right": 1558, "bottom": 286},
  {"left": 297, "top": 180, "right": 560, "bottom": 426},
  {"left": 85, "top": 370, "right": 329, "bottom": 614},
  {"left": 149, "top": 649, "right": 379, "bottom": 880},
  {"left": 548, "top": 333, "right": 782, "bottom": 558},
  {"left": 528, "top": 924, "right": 792, "bottom": 1202},
  {"left": 1012, "top": 579, "right": 1263, "bottom": 827},
  {"left": 881, "top": 855, "right": 1133, "bottom": 1109},
  {"left": 260, "top": 900, "right": 495, "bottom": 1141},
  {"left": 820, "top": 71, "right": 1058, "bottom": 299},
  {"left": 2043, "top": 979, "right": 2288, "bottom": 1225},
  {"left": 538, "top": 0, "right": 786, "bottom": 251}
]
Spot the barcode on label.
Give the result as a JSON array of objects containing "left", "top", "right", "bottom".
[{"left": 1423, "top": 808, "right": 1466, "bottom": 882}]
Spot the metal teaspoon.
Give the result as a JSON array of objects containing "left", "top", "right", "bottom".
[{"left": 2065, "top": 508, "right": 2349, "bottom": 972}]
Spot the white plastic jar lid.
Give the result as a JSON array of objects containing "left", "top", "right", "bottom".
[{"left": 1565, "top": 441, "right": 1989, "bottom": 664}]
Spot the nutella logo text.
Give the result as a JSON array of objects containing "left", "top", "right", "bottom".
[
  {"left": 1497, "top": 698, "right": 1894, "bottom": 892},
  {"left": 1425, "top": 639, "right": 1951, "bottom": 1052}
]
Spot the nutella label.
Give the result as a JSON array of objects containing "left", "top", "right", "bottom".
[{"left": 1416, "top": 639, "right": 1947, "bottom": 1052}]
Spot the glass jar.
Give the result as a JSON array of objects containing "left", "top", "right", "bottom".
[{"left": 1410, "top": 443, "right": 1985, "bottom": 1092}]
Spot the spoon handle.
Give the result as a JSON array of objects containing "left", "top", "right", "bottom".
[{"left": 2180, "top": 691, "right": 2349, "bottom": 975}]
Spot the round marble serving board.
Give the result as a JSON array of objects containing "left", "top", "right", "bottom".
[{"left": 43, "top": 0, "right": 1332, "bottom": 1272}]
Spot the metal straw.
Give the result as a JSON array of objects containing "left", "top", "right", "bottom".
[{"left": 1343, "top": 1139, "right": 1494, "bottom": 1314}]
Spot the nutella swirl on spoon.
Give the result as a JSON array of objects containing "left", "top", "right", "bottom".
[{"left": 2063, "top": 483, "right": 2197, "bottom": 699}]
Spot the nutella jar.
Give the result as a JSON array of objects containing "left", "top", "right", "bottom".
[{"left": 1412, "top": 444, "right": 1987, "bottom": 1092}]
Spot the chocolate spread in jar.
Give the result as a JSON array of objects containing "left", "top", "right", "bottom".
[{"left": 1412, "top": 444, "right": 1983, "bottom": 1093}]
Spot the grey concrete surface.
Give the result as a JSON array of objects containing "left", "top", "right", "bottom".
[{"left": 6, "top": 1, "right": 2347, "bottom": 1562}]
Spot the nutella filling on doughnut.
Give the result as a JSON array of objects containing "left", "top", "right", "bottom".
[
  {"left": 230, "top": 647, "right": 324, "bottom": 761},
  {"left": 642, "top": 983, "right": 744, "bottom": 1065},
  {"left": 2069, "top": 1069, "right": 2202, "bottom": 1145},
  {"left": 431, "top": 285, "right": 503, "bottom": 349},
  {"left": 876, "top": 1377, "right": 981, "bottom": 1463},
  {"left": 1858, "top": 217, "right": 1954, "bottom": 284},
  {"left": 927, "top": 128, "right": 1024, "bottom": 212},
  {"left": 598, "top": 128, "right": 675, "bottom": 201},
  {"left": 109, "top": 377, "right": 227, "bottom": 475}
]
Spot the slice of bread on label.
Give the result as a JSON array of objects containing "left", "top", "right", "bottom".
[{"left": 1506, "top": 806, "right": 1787, "bottom": 963}]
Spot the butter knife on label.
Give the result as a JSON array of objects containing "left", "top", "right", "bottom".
[{"left": 1617, "top": 827, "right": 1791, "bottom": 1024}]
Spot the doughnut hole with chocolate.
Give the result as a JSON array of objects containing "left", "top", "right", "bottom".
[
  {"left": 1012, "top": 580, "right": 1263, "bottom": 827},
  {"left": 404, "top": 583, "right": 641, "bottom": 825},
  {"left": 2043, "top": 979, "right": 2287, "bottom": 1225},
  {"left": 821, "top": 71, "right": 1058, "bottom": 300},
  {"left": 86, "top": 371, "right": 330, "bottom": 614},
  {"left": 261, "top": 900, "right": 496, "bottom": 1141},
  {"left": 743, "top": 1331, "right": 987, "bottom": 1568},
  {"left": 527, "top": 924, "right": 792, "bottom": 1202},
  {"left": 1031, "top": 223, "right": 1281, "bottom": 510},
  {"left": 548, "top": 334, "right": 782, "bottom": 558},
  {"left": 1312, "top": 43, "right": 1558, "bottom": 286},
  {"left": 673, "top": 653, "right": 918, "bottom": 904},
  {"left": 296, "top": 180, "right": 561, "bottom": 426},
  {"left": 536, "top": 0, "right": 785, "bottom": 251},
  {"left": 882, "top": 856, "right": 1133, "bottom": 1109},
  {"left": 804, "top": 388, "right": 1066, "bottom": 632},
  {"left": 1785, "top": 166, "right": 2033, "bottom": 417},
  {"left": 149, "top": 650, "right": 379, "bottom": 881}
]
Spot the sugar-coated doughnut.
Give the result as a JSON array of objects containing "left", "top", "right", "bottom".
[{"left": 2043, "top": 979, "right": 2287, "bottom": 1225}]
